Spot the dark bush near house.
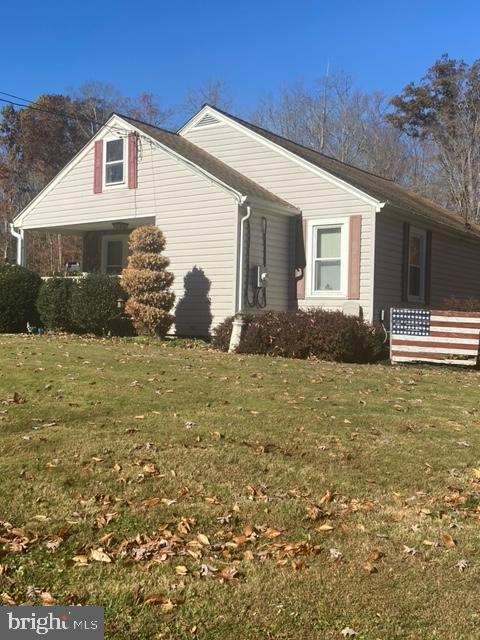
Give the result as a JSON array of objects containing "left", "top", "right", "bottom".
[
  {"left": 444, "top": 297, "right": 480, "bottom": 311},
  {"left": 70, "top": 273, "right": 125, "bottom": 335},
  {"left": 0, "top": 265, "right": 42, "bottom": 333},
  {"left": 213, "top": 309, "right": 386, "bottom": 363},
  {"left": 37, "top": 277, "right": 74, "bottom": 331}
]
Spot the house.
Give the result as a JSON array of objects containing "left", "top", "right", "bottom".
[{"left": 10, "top": 105, "right": 480, "bottom": 336}]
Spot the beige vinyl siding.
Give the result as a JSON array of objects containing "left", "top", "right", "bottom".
[
  {"left": 430, "top": 232, "right": 480, "bottom": 305},
  {"left": 184, "top": 123, "right": 376, "bottom": 321},
  {"left": 373, "top": 208, "right": 480, "bottom": 325},
  {"left": 20, "top": 120, "right": 238, "bottom": 334},
  {"left": 244, "top": 208, "right": 292, "bottom": 313}
]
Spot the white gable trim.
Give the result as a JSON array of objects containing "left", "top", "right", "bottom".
[
  {"left": 13, "top": 116, "right": 134, "bottom": 227},
  {"left": 179, "top": 106, "right": 385, "bottom": 211}
]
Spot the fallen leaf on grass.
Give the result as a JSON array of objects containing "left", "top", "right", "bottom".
[
  {"left": 72, "top": 555, "right": 89, "bottom": 566},
  {"left": 457, "top": 559, "right": 470, "bottom": 572},
  {"left": 90, "top": 548, "right": 112, "bottom": 563},
  {"left": 442, "top": 534, "right": 457, "bottom": 549},
  {"left": 175, "top": 565, "right": 188, "bottom": 576},
  {"left": 316, "top": 524, "right": 334, "bottom": 533},
  {"left": 263, "top": 527, "right": 282, "bottom": 540},
  {"left": 143, "top": 463, "right": 157, "bottom": 475},
  {"left": 142, "top": 497, "right": 162, "bottom": 507},
  {"left": 340, "top": 628, "right": 357, "bottom": 637},
  {"left": 197, "top": 533, "right": 210, "bottom": 546},
  {"left": 200, "top": 564, "right": 218, "bottom": 578},
  {"left": 143, "top": 595, "right": 177, "bottom": 613},
  {"left": 40, "top": 592, "right": 56, "bottom": 605},
  {"left": 1, "top": 592, "right": 15, "bottom": 605},
  {"left": 330, "top": 548, "right": 342, "bottom": 561},
  {"left": 306, "top": 504, "right": 322, "bottom": 521},
  {"left": 363, "top": 561, "right": 377, "bottom": 574}
]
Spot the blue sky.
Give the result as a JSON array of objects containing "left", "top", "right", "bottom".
[{"left": 2, "top": 0, "right": 479, "bottom": 117}]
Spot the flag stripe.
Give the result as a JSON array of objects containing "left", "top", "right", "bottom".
[
  {"left": 431, "top": 310, "right": 480, "bottom": 318},
  {"left": 393, "top": 345, "right": 478, "bottom": 355},
  {"left": 431, "top": 319, "right": 480, "bottom": 329},
  {"left": 392, "top": 354, "right": 477, "bottom": 366},
  {"left": 428, "top": 330, "right": 480, "bottom": 339},
  {"left": 393, "top": 339, "right": 478, "bottom": 349}
]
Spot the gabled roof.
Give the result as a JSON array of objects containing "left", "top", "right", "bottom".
[
  {"left": 120, "top": 115, "right": 298, "bottom": 213},
  {"left": 184, "top": 105, "right": 480, "bottom": 241},
  {"left": 13, "top": 113, "right": 298, "bottom": 227}
]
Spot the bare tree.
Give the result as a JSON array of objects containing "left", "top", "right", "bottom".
[
  {"left": 252, "top": 74, "right": 418, "bottom": 183},
  {"left": 185, "top": 80, "right": 233, "bottom": 116}
]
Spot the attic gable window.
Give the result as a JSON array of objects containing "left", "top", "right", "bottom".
[{"left": 105, "top": 139, "right": 125, "bottom": 185}]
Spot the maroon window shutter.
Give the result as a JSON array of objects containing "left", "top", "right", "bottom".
[
  {"left": 296, "top": 219, "right": 307, "bottom": 300},
  {"left": 347, "top": 215, "right": 362, "bottom": 299},
  {"left": 424, "top": 230, "right": 432, "bottom": 305},
  {"left": 128, "top": 133, "right": 138, "bottom": 189},
  {"left": 401, "top": 222, "right": 410, "bottom": 301},
  {"left": 93, "top": 141, "right": 103, "bottom": 194}
]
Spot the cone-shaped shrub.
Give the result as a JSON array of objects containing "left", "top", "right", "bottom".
[{"left": 122, "top": 226, "right": 175, "bottom": 337}]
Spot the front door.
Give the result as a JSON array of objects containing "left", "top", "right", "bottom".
[{"left": 102, "top": 235, "right": 128, "bottom": 275}]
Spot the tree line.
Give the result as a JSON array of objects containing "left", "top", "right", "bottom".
[{"left": 1, "top": 55, "right": 479, "bottom": 274}]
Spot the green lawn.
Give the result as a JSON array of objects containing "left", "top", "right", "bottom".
[{"left": 1, "top": 335, "right": 480, "bottom": 639}]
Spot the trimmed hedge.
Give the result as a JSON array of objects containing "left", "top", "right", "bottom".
[
  {"left": 0, "top": 265, "right": 42, "bottom": 333},
  {"left": 213, "top": 310, "right": 386, "bottom": 363},
  {"left": 70, "top": 273, "right": 125, "bottom": 335},
  {"left": 37, "top": 277, "right": 74, "bottom": 331}
]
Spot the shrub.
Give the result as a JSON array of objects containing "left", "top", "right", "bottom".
[
  {"left": 37, "top": 277, "right": 74, "bottom": 331},
  {"left": 122, "top": 226, "right": 175, "bottom": 337},
  {"left": 0, "top": 265, "right": 42, "bottom": 333},
  {"left": 213, "top": 309, "right": 386, "bottom": 363},
  {"left": 70, "top": 273, "right": 123, "bottom": 335},
  {"left": 444, "top": 297, "right": 480, "bottom": 311}
]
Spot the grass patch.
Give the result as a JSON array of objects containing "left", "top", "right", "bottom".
[{"left": 1, "top": 334, "right": 480, "bottom": 638}]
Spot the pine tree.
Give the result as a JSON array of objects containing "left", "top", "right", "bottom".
[{"left": 122, "top": 226, "right": 175, "bottom": 337}]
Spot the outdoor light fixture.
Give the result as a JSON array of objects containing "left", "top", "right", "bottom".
[{"left": 112, "top": 221, "right": 129, "bottom": 230}]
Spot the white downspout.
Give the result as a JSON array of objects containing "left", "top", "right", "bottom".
[
  {"left": 229, "top": 202, "right": 252, "bottom": 353},
  {"left": 9, "top": 224, "right": 25, "bottom": 266},
  {"left": 236, "top": 203, "right": 252, "bottom": 314}
]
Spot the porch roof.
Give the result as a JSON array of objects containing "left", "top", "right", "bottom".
[{"left": 20, "top": 215, "right": 155, "bottom": 235}]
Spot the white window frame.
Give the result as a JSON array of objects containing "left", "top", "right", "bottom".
[
  {"left": 407, "top": 226, "right": 427, "bottom": 302},
  {"left": 101, "top": 235, "right": 129, "bottom": 274},
  {"left": 103, "top": 137, "right": 126, "bottom": 188},
  {"left": 306, "top": 218, "right": 349, "bottom": 298}
]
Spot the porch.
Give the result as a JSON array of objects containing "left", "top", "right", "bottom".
[{"left": 14, "top": 216, "right": 154, "bottom": 275}]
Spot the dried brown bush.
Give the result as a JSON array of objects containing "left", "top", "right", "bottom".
[{"left": 122, "top": 226, "right": 175, "bottom": 337}]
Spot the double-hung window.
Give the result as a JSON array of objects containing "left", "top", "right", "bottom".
[
  {"left": 105, "top": 139, "right": 125, "bottom": 185},
  {"left": 309, "top": 220, "right": 348, "bottom": 296},
  {"left": 408, "top": 227, "right": 426, "bottom": 301}
]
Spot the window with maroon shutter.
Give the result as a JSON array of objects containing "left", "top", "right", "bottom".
[
  {"left": 347, "top": 215, "right": 362, "bottom": 299},
  {"left": 128, "top": 133, "right": 138, "bottom": 189},
  {"left": 296, "top": 217, "right": 306, "bottom": 300},
  {"left": 93, "top": 141, "right": 103, "bottom": 194}
]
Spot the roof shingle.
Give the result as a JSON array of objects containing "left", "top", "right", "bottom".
[{"left": 206, "top": 107, "right": 480, "bottom": 240}]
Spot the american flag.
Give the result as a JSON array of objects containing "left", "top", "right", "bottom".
[{"left": 390, "top": 308, "right": 480, "bottom": 366}]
